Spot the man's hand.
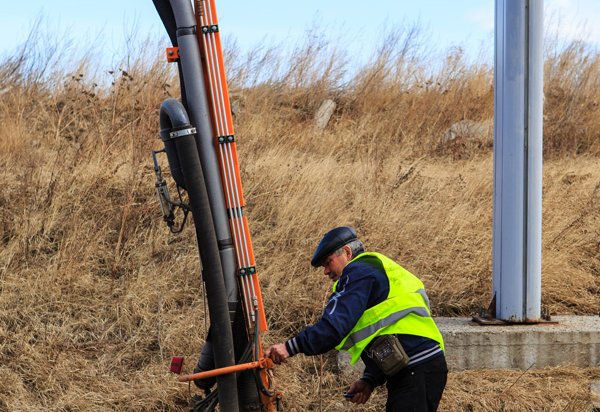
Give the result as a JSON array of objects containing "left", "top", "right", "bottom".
[
  {"left": 345, "top": 379, "right": 374, "bottom": 404},
  {"left": 265, "top": 343, "right": 289, "bottom": 365}
]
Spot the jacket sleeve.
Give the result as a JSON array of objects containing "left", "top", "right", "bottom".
[
  {"left": 360, "top": 352, "right": 387, "bottom": 387},
  {"left": 285, "top": 268, "right": 375, "bottom": 357}
]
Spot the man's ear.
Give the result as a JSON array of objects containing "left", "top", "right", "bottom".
[{"left": 344, "top": 245, "right": 353, "bottom": 259}]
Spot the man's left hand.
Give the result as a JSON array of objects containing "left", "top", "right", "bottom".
[
  {"left": 265, "top": 343, "right": 289, "bottom": 365},
  {"left": 345, "top": 379, "right": 374, "bottom": 404}
]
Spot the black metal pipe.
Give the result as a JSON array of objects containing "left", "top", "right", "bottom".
[
  {"left": 152, "top": 0, "right": 188, "bottom": 110},
  {"left": 151, "top": 0, "right": 178, "bottom": 46},
  {"left": 159, "top": 99, "right": 239, "bottom": 412},
  {"left": 194, "top": 305, "right": 262, "bottom": 411}
]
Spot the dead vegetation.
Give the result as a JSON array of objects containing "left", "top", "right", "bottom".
[{"left": 0, "top": 24, "right": 599, "bottom": 411}]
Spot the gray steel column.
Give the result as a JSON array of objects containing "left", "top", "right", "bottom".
[
  {"left": 169, "top": 0, "right": 239, "bottom": 308},
  {"left": 492, "top": 0, "right": 543, "bottom": 321}
]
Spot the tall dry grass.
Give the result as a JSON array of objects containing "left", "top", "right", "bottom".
[{"left": 0, "top": 25, "right": 599, "bottom": 411}]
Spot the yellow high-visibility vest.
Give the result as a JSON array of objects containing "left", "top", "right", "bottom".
[{"left": 333, "top": 252, "right": 444, "bottom": 364}]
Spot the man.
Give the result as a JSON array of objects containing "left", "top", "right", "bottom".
[{"left": 266, "top": 226, "right": 447, "bottom": 411}]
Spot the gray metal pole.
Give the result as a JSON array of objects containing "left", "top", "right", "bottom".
[
  {"left": 492, "top": 0, "right": 543, "bottom": 321},
  {"left": 169, "top": 0, "right": 239, "bottom": 311}
]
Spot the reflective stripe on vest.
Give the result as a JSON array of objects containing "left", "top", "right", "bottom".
[
  {"left": 417, "top": 288, "right": 431, "bottom": 310},
  {"left": 340, "top": 305, "right": 431, "bottom": 350},
  {"left": 334, "top": 252, "right": 444, "bottom": 364}
]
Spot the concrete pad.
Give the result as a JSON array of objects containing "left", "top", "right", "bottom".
[
  {"left": 437, "top": 316, "right": 600, "bottom": 370},
  {"left": 591, "top": 380, "right": 600, "bottom": 410}
]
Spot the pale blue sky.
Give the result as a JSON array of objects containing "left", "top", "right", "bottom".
[{"left": 1, "top": 0, "right": 598, "bottom": 67}]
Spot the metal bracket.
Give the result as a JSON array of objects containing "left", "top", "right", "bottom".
[
  {"left": 151, "top": 149, "right": 190, "bottom": 234},
  {"left": 165, "top": 47, "right": 179, "bottom": 63},
  {"left": 169, "top": 127, "right": 197, "bottom": 139},
  {"left": 226, "top": 207, "right": 244, "bottom": 218},
  {"left": 472, "top": 294, "right": 558, "bottom": 325},
  {"left": 239, "top": 266, "right": 256, "bottom": 276},
  {"left": 217, "top": 135, "right": 235, "bottom": 144},
  {"left": 472, "top": 316, "right": 559, "bottom": 326},
  {"left": 201, "top": 24, "right": 219, "bottom": 34}
]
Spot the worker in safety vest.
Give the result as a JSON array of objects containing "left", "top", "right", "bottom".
[{"left": 266, "top": 226, "right": 447, "bottom": 411}]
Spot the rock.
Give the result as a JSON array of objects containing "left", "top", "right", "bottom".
[
  {"left": 337, "top": 351, "right": 364, "bottom": 379},
  {"left": 442, "top": 119, "right": 493, "bottom": 144},
  {"left": 314, "top": 99, "right": 336, "bottom": 130},
  {"left": 230, "top": 99, "right": 240, "bottom": 118}
]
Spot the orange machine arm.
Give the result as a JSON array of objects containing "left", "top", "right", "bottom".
[
  {"left": 194, "top": 1, "right": 277, "bottom": 410},
  {"left": 195, "top": 0, "right": 267, "bottom": 336}
]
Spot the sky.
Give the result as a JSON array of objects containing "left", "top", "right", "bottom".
[{"left": 1, "top": 0, "right": 598, "bottom": 69}]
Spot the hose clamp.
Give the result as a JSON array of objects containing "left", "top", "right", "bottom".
[{"left": 169, "top": 127, "right": 197, "bottom": 139}]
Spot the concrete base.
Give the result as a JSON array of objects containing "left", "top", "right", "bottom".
[
  {"left": 437, "top": 316, "right": 600, "bottom": 370},
  {"left": 338, "top": 316, "right": 600, "bottom": 373},
  {"left": 592, "top": 380, "right": 600, "bottom": 410}
]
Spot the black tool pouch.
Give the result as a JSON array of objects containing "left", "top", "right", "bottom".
[{"left": 369, "top": 334, "right": 409, "bottom": 376}]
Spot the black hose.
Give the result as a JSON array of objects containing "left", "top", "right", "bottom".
[
  {"left": 151, "top": 0, "right": 178, "bottom": 46},
  {"left": 159, "top": 99, "right": 239, "bottom": 411},
  {"left": 151, "top": 0, "right": 188, "bottom": 110}
]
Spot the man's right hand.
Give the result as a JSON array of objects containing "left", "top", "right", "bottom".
[
  {"left": 345, "top": 379, "right": 374, "bottom": 404},
  {"left": 265, "top": 343, "right": 289, "bottom": 365}
]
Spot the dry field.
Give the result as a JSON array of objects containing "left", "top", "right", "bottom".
[{"left": 0, "top": 27, "right": 599, "bottom": 411}]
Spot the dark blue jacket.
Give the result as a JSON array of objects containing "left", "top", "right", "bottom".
[{"left": 285, "top": 253, "right": 443, "bottom": 387}]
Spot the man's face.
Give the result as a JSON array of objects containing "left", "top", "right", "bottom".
[{"left": 322, "top": 246, "right": 351, "bottom": 281}]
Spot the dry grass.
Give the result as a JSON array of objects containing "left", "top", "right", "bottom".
[{"left": 0, "top": 26, "right": 599, "bottom": 411}]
